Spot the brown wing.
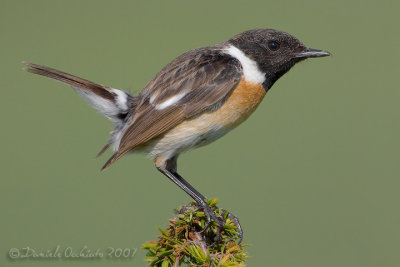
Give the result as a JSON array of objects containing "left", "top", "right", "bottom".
[{"left": 101, "top": 46, "right": 242, "bottom": 169}]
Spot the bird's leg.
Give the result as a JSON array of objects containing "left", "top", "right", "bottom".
[
  {"left": 156, "top": 167, "right": 225, "bottom": 242},
  {"left": 171, "top": 171, "right": 226, "bottom": 232}
]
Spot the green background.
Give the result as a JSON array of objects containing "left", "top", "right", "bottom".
[{"left": 1, "top": 0, "right": 399, "bottom": 266}]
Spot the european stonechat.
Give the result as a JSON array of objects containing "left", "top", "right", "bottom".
[{"left": 23, "top": 28, "right": 330, "bottom": 241}]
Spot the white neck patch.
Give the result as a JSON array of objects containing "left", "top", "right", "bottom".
[{"left": 225, "top": 45, "right": 266, "bottom": 84}]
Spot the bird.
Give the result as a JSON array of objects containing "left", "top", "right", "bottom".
[{"left": 23, "top": 28, "right": 330, "bottom": 242}]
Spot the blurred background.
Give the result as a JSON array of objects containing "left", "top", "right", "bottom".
[{"left": 1, "top": 0, "right": 399, "bottom": 266}]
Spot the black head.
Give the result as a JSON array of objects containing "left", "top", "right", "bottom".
[{"left": 228, "top": 29, "right": 330, "bottom": 90}]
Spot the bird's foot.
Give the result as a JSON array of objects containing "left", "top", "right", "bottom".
[
  {"left": 195, "top": 200, "right": 243, "bottom": 245},
  {"left": 198, "top": 201, "right": 225, "bottom": 244}
]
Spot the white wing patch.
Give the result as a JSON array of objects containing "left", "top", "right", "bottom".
[
  {"left": 149, "top": 94, "right": 157, "bottom": 104},
  {"left": 225, "top": 45, "right": 266, "bottom": 84},
  {"left": 154, "top": 92, "right": 187, "bottom": 110}
]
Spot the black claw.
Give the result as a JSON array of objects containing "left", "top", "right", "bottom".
[
  {"left": 199, "top": 217, "right": 211, "bottom": 233},
  {"left": 221, "top": 209, "right": 243, "bottom": 243}
]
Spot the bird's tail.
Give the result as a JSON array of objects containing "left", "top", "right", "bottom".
[{"left": 23, "top": 61, "right": 137, "bottom": 158}]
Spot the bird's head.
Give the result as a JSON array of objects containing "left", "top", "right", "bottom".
[{"left": 228, "top": 29, "right": 330, "bottom": 89}]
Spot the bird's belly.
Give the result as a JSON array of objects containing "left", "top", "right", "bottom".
[{"left": 140, "top": 78, "right": 266, "bottom": 158}]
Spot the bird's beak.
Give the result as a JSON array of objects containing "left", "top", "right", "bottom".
[{"left": 296, "top": 48, "right": 331, "bottom": 58}]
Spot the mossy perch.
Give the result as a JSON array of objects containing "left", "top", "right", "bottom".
[{"left": 142, "top": 198, "right": 249, "bottom": 266}]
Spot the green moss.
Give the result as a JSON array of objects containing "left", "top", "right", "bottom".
[{"left": 142, "top": 198, "right": 249, "bottom": 267}]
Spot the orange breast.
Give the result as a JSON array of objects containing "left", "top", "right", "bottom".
[{"left": 215, "top": 78, "right": 266, "bottom": 129}]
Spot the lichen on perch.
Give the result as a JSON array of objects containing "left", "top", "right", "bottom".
[{"left": 142, "top": 198, "right": 249, "bottom": 267}]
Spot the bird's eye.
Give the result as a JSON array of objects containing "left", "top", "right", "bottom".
[{"left": 268, "top": 40, "right": 280, "bottom": 51}]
